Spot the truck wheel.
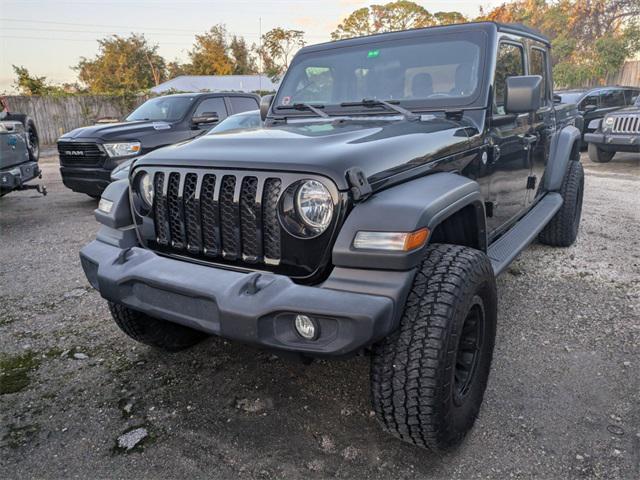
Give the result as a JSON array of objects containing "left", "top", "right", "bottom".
[
  {"left": 587, "top": 143, "right": 614, "bottom": 163},
  {"left": 370, "top": 244, "right": 497, "bottom": 451},
  {"left": 108, "top": 302, "right": 208, "bottom": 352},
  {"left": 538, "top": 160, "right": 584, "bottom": 247}
]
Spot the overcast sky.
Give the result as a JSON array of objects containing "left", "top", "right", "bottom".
[{"left": 0, "top": 0, "right": 507, "bottom": 93}]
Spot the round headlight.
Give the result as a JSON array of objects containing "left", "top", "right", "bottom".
[
  {"left": 604, "top": 116, "right": 615, "bottom": 128},
  {"left": 139, "top": 172, "right": 154, "bottom": 206},
  {"left": 295, "top": 180, "right": 333, "bottom": 232}
]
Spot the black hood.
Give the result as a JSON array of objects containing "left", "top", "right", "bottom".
[
  {"left": 135, "top": 117, "right": 473, "bottom": 190},
  {"left": 608, "top": 105, "right": 640, "bottom": 115},
  {"left": 59, "top": 120, "right": 174, "bottom": 142}
]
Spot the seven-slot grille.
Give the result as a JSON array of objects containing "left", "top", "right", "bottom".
[
  {"left": 151, "top": 170, "right": 283, "bottom": 264},
  {"left": 611, "top": 115, "right": 640, "bottom": 134},
  {"left": 57, "top": 141, "right": 106, "bottom": 166}
]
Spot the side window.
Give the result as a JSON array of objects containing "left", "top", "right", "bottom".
[
  {"left": 194, "top": 98, "right": 228, "bottom": 120},
  {"left": 624, "top": 89, "right": 639, "bottom": 105},
  {"left": 529, "top": 48, "right": 548, "bottom": 105},
  {"left": 580, "top": 94, "right": 599, "bottom": 110},
  {"left": 229, "top": 96, "right": 259, "bottom": 114},
  {"left": 494, "top": 42, "right": 525, "bottom": 113},
  {"left": 600, "top": 89, "right": 625, "bottom": 108}
]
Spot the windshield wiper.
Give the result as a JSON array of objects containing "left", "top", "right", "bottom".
[
  {"left": 277, "top": 102, "right": 329, "bottom": 118},
  {"left": 340, "top": 99, "right": 419, "bottom": 121}
]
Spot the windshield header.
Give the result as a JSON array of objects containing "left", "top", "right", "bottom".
[{"left": 274, "top": 30, "right": 488, "bottom": 116}]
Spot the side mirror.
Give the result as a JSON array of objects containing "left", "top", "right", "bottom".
[
  {"left": 582, "top": 104, "right": 597, "bottom": 113},
  {"left": 192, "top": 112, "right": 219, "bottom": 127},
  {"left": 505, "top": 75, "right": 542, "bottom": 114},
  {"left": 553, "top": 94, "right": 562, "bottom": 104},
  {"left": 260, "top": 94, "right": 274, "bottom": 122}
]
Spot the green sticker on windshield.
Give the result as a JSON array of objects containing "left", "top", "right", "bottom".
[{"left": 367, "top": 49, "right": 380, "bottom": 58}]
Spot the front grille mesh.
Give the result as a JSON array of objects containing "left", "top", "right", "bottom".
[
  {"left": 612, "top": 115, "right": 640, "bottom": 134},
  {"left": 151, "top": 171, "right": 282, "bottom": 264}
]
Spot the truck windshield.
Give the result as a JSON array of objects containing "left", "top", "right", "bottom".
[
  {"left": 126, "top": 96, "right": 195, "bottom": 122},
  {"left": 274, "top": 31, "right": 486, "bottom": 114}
]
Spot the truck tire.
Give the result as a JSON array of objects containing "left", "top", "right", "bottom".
[
  {"left": 538, "top": 160, "right": 584, "bottom": 247},
  {"left": 587, "top": 143, "right": 614, "bottom": 163},
  {"left": 370, "top": 244, "right": 497, "bottom": 451},
  {"left": 108, "top": 302, "right": 208, "bottom": 352}
]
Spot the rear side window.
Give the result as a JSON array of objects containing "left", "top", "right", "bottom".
[
  {"left": 494, "top": 42, "right": 525, "bottom": 113},
  {"left": 229, "top": 96, "right": 259, "bottom": 114},
  {"left": 625, "top": 89, "right": 639, "bottom": 105},
  {"left": 600, "top": 89, "right": 625, "bottom": 108},
  {"left": 529, "top": 48, "right": 548, "bottom": 105},
  {"left": 194, "top": 97, "right": 228, "bottom": 120}
]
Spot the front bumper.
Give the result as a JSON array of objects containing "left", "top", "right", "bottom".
[
  {"left": 60, "top": 166, "right": 112, "bottom": 196},
  {"left": 80, "top": 239, "right": 410, "bottom": 356},
  {"left": 0, "top": 161, "right": 40, "bottom": 192},
  {"left": 584, "top": 132, "right": 640, "bottom": 153}
]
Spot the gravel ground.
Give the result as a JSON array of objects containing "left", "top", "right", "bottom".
[{"left": 1, "top": 151, "right": 638, "bottom": 479}]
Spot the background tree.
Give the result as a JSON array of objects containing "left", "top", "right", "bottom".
[
  {"left": 12, "top": 66, "right": 62, "bottom": 95},
  {"left": 75, "top": 34, "right": 166, "bottom": 94},
  {"left": 331, "top": 1, "right": 466, "bottom": 40},
  {"left": 229, "top": 36, "right": 257, "bottom": 74},
  {"left": 257, "top": 28, "right": 305, "bottom": 81},
  {"left": 186, "top": 25, "right": 234, "bottom": 75},
  {"left": 478, "top": 0, "right": 640, "bottom": 87}
]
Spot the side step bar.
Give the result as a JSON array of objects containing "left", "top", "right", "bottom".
[{"left": 488, "top": 192, "right": 563, "bottom": 275}]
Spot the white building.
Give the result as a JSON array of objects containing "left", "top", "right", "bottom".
[{"left": 151, "top": 75, "right": 277, "bottom": 94}]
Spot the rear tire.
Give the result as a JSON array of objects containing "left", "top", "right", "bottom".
[
  {"left": 538, "top": 160, "right": 584, "bottom": 247},
  {"left": 588, "top": 143, "right": 614, "bottom": 163},
  {"left": 108, "top": 302, "right": 208, "bottom": 352},
  {"left": 5, "top": 114, "right": 39, "bottom": 161},
  {"left": 370, "top": 244, "right": 497, "bottom": 451}
]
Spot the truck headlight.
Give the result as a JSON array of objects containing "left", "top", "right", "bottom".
[
  {"left": 295, "top": 180, "right": 333, "bottom": 232},
  {"left": 603, "top": 117, "right": 615, "bottom": 130},
  {"left": 103, "top": 142, "right": 141, "bottom": 158},
  {"left": 138, "top": 172, "right": 154, "bottom": 206}
]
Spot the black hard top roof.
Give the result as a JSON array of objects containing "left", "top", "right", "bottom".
[{"left": 299, "top": 21, "right": 550, "bottom": 55}]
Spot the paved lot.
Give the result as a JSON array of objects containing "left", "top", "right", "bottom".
[{"left": 1, "top": 151, "right": 638, "bottom": 479}]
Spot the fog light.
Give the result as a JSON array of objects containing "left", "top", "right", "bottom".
[
  {"left": 294, "top": 314, "right": 317, "bottom": 340},
  {"left": 98, "top": 198, "right": 113, "bottom": 213}
]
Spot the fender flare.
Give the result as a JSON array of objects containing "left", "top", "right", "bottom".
[
  {"left": 94, "top": 179, "right": 132, "bottom": 229},
  {"left": 544, "top": 125, "right": 581, "bottom": 192},
  {"left": 332, "top": 172, "right": 486, "bottom": 270}
]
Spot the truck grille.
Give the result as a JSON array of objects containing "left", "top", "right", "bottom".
[
  {"left": 57, "top": 141, "right": 106, "bottom": 166},
  {"left": 152, "top": 170, "right": 282, "bottom": 263},
  {"left": 612, "top": 115, "right": 640, "bottom": 134},
  {"left": 134, "top": 167, "right": 340, "bottom": 280}
]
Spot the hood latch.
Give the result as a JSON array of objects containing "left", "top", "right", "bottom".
[{"left": 346, "top": 168, "right": 372, "bottom": 202}]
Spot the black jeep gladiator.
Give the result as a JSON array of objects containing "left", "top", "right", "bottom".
[
  {"left": 80, "top": 22, "right": 584, "bottom": 451},
  {"left": 585, "top": 95, "right": 640, "bottom": 162},
  {"left": 58, "top": 92, "right": 259, "bottom": 198}
]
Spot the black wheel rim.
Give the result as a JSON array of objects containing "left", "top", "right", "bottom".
[{"left": 453, "top": 297, "right": 485, "bottom": 405}]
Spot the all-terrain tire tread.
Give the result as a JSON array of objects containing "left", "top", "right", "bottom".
[
  {"left": 538, "top": 160, "right": 584, "bottom": 247},
  {"left": 370, "top": 244, "right": 496, "bottom": 451}
]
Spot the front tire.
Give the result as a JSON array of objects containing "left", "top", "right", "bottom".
[
  {"left": 588, "top": 143, "right": 614, "bottom": 163},
  {"left": 108, "top": 302, "right": 208, "bottom": 352},
  {"left": 538, "top": 160, "right": 584, "bottom": 247},
  {"left": 370, "top": 244, "right": 497, "bottom": 451}
]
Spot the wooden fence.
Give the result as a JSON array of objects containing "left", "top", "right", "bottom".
[
  {"left": 4, "top": 95, "right": 145, "bottom": 145},
  {"left": 583, "top": 60, "right": 640, "bottom": 88}
]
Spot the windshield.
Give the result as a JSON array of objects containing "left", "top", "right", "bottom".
[
  {"left": 557, "top": 92, "right": 584, "bottom": 105},
  {"left": 126, "top": 96, "right": 195, "bottom": 122},
  {"left": 209, "top": 110, "right": 261, "bottom": 134},
  {"left": 274, "top": 31, "right": 486, "bottom": 114}
]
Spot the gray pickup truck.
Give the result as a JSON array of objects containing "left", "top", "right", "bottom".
[
  {"left": 0, "top": 98, "right": 44, "bottom": 196},
  {"left": 81, "top": 22, "right": 583, "bottom": 451}
]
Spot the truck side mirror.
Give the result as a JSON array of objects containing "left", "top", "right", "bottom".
[
  {"left": 260, "top": 94, "right": 274, "bottom": 122},
  {"left": 582, "top": 104, "right": 597, "bottom": 113},
  {"left": 553, "top": 94, "right": 562, "bottom": 104},
  {"left": 192, "top": 112, "right": 219, "bottom": 127},
  {"left": 505, "top": 76, "right": 542, "bottom": 114}
]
